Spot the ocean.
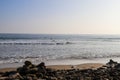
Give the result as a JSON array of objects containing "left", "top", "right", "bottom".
[{"left": 0, "top": 33, "right": 120, "bottom": 65}]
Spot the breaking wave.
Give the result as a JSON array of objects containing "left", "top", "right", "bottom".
[{"left": 0, "top": 42, "right": 73, "bottom": 45}]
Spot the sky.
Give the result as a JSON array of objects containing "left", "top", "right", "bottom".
[{"left": 0, "top": 0, "right": 120, "bottom": 34}]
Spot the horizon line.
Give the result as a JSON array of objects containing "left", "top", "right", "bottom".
[{"left": 1, "top": 32, "right": 120, "bottom": 35}]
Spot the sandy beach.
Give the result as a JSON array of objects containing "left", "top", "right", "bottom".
[
  {"left": 1, "top": 0, "right": 120, "bottom": 79},
  {"left": 0, "top": 63, "right": 104, "bottom": 80},
  {"left": 47, "top": 63, "right": 103, "bottom": 70},
  {"left": 0, "top": 57, "right": 118, "bottom": 73},
  {"left": 0, "top": 63, "right": 103, "bottom": 72},
  {"left": 0, "top": 59, "right": 120, "bottom": 80}
]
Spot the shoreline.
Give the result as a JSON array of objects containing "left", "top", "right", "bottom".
[
  {"left": 0, "top": 63, "right": 103, "bottom": 72},
  {"left": 0, "top": 59, "right": 119, "bottom": 80},
  {"left": 0, "top": 57, "right": 120, "bottom": 72},
  {"left": 0, "top": 57, "right": 120, "bottom": 69}
]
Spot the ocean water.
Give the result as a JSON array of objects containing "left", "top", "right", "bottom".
[{"left": 0, "top": 34, "right": 120, "bottom": 64}]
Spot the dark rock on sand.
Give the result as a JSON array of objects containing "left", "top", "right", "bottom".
[
  {"left": 106, "top": 59, "right": 118, "bottom": 68},
  {"left": 1, "top": 59, "right": 120, "bottom": 80}
]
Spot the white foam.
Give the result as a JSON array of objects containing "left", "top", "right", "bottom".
[{"left": 1, "top": 57, "right": 120, "bottom": 69}]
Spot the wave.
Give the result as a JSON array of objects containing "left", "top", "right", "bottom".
[
  {"left": 0, "top": 53, "right": 120, "bottom": 64},
  {"left": 0, "top": 41, "right": 74, "bottom": 45}
]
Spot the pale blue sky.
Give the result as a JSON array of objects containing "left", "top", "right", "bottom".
[{"left": 0, "top": 0, "right": 120, "bottom": 34}]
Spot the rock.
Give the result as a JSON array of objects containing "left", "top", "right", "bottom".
[
  {"left": 25, "top": 61, "right": 32, "bottom": 66},
  {"left": 3, "top": 71, "right": 17, "bottom": 76},
  {"left": 106, "top": 59, "right": 118, "bottom": 68},
  {"left": 37, "top": 62, "right": 47, "bottom": 75},
  {"left": 3, "top": 60, "right": 120, "bottom": 79},
  {"left": 115, "top": 64, "right": 120, "bottom": 70},
  {"left": 9, "top": 72, "right": 23, "bottom": 79},
  {"left": 17, "top": 61, "right": 37, "bottom": 76},
  {"left": 0, "top": 77, "right": 9, "bottom": 80}
]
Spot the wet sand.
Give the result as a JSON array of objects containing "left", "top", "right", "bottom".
[
  {"left": 0, "top": 63, "right": 103, "bottom": 72},
  {"left": 47, "top": 63, "right": 103, "bottom": 70}
]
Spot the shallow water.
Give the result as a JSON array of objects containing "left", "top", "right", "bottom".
[
  {"left": 0, "top": 34, "right": 120, "bottom": 64},
  {"left": 0, "top": 57, "right": 120, "bottom": 69}
]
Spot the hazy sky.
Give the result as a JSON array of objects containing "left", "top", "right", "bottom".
[{"left": 0, "top": 0, "right": 120, "bottom": 34}]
